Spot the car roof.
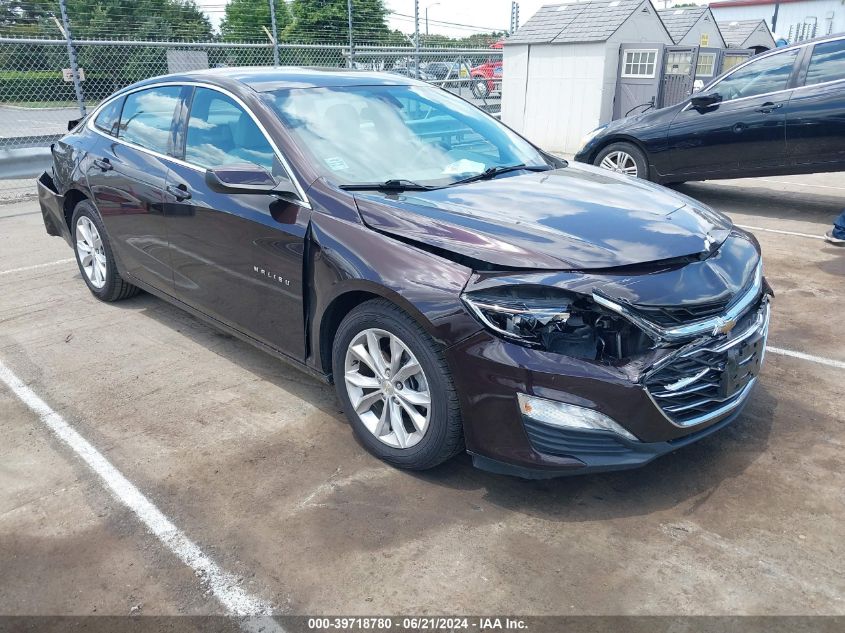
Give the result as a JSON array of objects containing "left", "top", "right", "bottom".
[{"left": 131, "top": 66, "right": 422, "bottom": 93}]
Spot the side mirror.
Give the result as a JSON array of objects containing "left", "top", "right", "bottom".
[
  {"left": 205, "top": 164, "right": 299, "bottom": 198},
  {"left": 690, "top": 92, "right": 722, "bottom": 109}
]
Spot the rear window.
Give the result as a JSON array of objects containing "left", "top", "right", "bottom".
[
  {"left": 93, "top": 97, "right": 123, "bottom": 136},
  {"left": 118, "top": 86, "right": 181, "bottom": 155},
  {"left": 805, "top": 39, "right": 845, "bottom": 86}
]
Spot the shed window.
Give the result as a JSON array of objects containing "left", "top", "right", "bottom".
[
  {"left": 622, "top": 50, "right": 657, "bottom": 78},
  {"left": 665, "top": 51, "right": 693, "bottom": 75},
  {"left": 696, "top": 53, "right": 717, "bottom": 77},
  {"left": 721, "top": 53, "right": 748, "bottom": 72}
]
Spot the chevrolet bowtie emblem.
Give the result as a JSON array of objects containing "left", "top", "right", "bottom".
[{"left": 712, "top": 316, "right": 737, "bottom": 336}]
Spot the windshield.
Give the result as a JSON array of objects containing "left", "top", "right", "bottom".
[{"left": 263, "top": 84, "right": 549, "bottom": 187}]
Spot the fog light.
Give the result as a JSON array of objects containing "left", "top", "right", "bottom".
[{"left": 517, "top": 393, "right": 639, "bottom": 442}]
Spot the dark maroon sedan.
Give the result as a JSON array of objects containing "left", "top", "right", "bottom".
[{"left": 37, "top": 68, "right": 771, "bottom": 478}]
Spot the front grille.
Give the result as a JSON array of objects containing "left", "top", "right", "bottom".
[
  {"left": 628, "top": 298, "right": 730, "bottom": 327},
  {"left": 644, "top": 298, "right": 769, "bottom": 427}
]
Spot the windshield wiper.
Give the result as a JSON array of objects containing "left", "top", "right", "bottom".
[
  {"left": 449, "top": 163, "right": 553, "bottom": 186},
  {"left": 339, "top": 179, "right": 436, "bottom": 192}
]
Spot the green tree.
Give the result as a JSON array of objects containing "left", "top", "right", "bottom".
[
  {"left": 0, "top": 0, "right": 212, "bottom": 40},
  {"left": 220, "top": 0, "right": 292, "bottom": 43},
  {"left": 286, "top": 0, "right": 390, "bottom": 44}
]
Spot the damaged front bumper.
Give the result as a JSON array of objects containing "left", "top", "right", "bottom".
[{"left": 447, "top": 283, "right": 772, "bottom": 479}]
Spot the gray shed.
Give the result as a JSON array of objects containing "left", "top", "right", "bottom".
[
  {"left": 658, "top": 7, "right": 726, "bottom": 48},
  {"left": 717, "top": 19, "right": 777, "bottom": 52},
  {"left": 502, "top": 0, "right": 673, "bottom": 153}
]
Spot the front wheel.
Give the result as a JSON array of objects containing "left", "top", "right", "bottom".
[
  {"left": 594, "top": 142, "right": 649, "bottom": 180},
  {"left": 332, "top": 299, "right": 463, "bottom": 470}
]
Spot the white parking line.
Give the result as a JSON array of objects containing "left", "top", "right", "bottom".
[
  {"left": 0, "top": 360, "right": 285, "bottom": 633},
  {"left": 755, "top": 178, "right": 845, "bottom": 192},
  {"left": 0, "top": 258, "right": 75, "bottom": 276},
  {"left": 767, "top": 346, "right": 845, "bottom": 370},
  {"left": 735, "top": 224, "right": 825, "bottom": 240}
]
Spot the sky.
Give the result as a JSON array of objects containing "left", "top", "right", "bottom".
[{"left": 198, "top": 0, "right": 712, "bottom": 38}]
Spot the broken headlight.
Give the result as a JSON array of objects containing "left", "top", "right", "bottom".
[{"left": 461, "top": 286, "right": 650, "bottom": 361}]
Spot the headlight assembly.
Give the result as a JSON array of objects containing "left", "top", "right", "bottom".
[
  {"left": 462, "top": 285, "right": 651, "bottom": 361},
  {"left": 577, "top": 126, "right": 605, "bottom": 153}
]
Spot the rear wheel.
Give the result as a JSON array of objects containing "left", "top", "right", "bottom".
[
  {"left": 594, "top": 142, "right": 649, "bottom": 180},
  {"left": 333, "top": 299, "right": 463, "bottom": 470},
  {"left": 72, "top": 200, "right": 139, "bottom": 302}
]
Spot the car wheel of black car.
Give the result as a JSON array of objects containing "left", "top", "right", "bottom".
[
  {"left": 594, "top": 142, "right": 649, "bottom": 180},
  {"left": 71, "top": 201, "right": 140, "bottom": 302},
  {"left": 333, "top": 299, "right": 464, "bottom": 470},
  {"left": 470, "top": 78, "right": 490, "bottom": 99}
]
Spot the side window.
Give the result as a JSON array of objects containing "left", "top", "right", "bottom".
[
  {"left": 805, "top": 40, "right": 845, "bottom": 86},
  {"left": 712, "top": 50, "right": 798, "bottom": 101},
  {"left": 185, "top": 88, "right": 277, "bottom": 174},
  {"left": 94, "top": 96, "right": 123, "bottom": 136},
  {"left": 118, "top": 86, "right": 181, "bottom": 154}
]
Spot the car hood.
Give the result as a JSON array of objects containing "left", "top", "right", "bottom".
[{"left": 352, "top": 162, "right": 732, "bottom": 270}]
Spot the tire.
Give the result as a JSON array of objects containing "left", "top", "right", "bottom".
[
  {"left": 332, "top": 299, "right": 464, "bottom": 470},
  {"left": 71, "top": 200, "right": 140, "bottom": 302},
  {"left": 594, "top": 142, "right": 649, "bottom": 180},
  {"left": 470, "top": 77, "right": 490, "bottom": 99}
]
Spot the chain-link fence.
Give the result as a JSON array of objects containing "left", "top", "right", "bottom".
[{"left": 0, "top": 36, "right": 503, "bottom": 151}]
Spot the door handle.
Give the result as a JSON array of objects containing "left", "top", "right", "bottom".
[
  {"left": 166, "top": 183, "right": 191, "bottom": 201},
  {"left": 757, "top": 102, "right": 783, "bottom": 114},
  {"left": 92, "top": 157, "right": 112, "bottom": 171}
]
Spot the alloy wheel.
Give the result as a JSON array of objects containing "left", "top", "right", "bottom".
[
  {"left": 599, "top": 151, "right": 638, "bottom": 177},
  {"left": 343, "top": 328, "right": 431, "bottom": 449},
  {"left": 75, "top": 216, "right": 107, "bottom": 289}
]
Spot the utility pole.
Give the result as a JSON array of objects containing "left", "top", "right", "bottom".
[
  {"left": 268, "top": 0, "right": 280, "bottom": 67},
  {"left": 425, "top": 2, "right": 439, "bottom": 37},
  {"left": 58, "top": 0, "right": 85, "bottom": 117},
  {"left": 347, "top": 0, "right": 354, "bottom": 68},
  {"left": 414, "top": 0, "right": 420, "bottom": 79},
  {"left": 510, "top": 2, "right": 520, "bottom": 35},
  {"left": 771, "top": 0, "right": 780, "bottom": 34}
]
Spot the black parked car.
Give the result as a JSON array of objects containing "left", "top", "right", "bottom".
[
  {"left": 576, "top": 35, "right": 845, "bottom": 183},
  {"left": 38, "top": 68, "right": 771, "bottom": 478}
]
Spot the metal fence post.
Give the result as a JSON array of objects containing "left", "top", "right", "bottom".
[
  {"left": 413, "top": 0, "right": 420, "bottom": 79},
  {"left": 268, "top": 0, "right": 280, "bottom": 67},
  {"left": 347, "top": 0, "right": 354, "bottom": 68},
  {"left": 58, "top": 0, "right": 86, "bottom": 116}
]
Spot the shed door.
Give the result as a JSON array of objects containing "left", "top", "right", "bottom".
[
  {"left": 694, "top": 47, "right": 721, "bottom": 91},
  {"left": 613, "top": 44, "right": 665, "bottom": 120},
  {"left": 660, "top": 46, "right": 699, "bottom": 108}
]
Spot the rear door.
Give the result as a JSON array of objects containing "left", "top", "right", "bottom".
[
  {"left": 85, "top": 85, "right": 183, "bottom": 290},
  {"left": 661, "top": 46, "right": 700, "bottom": 108},
  {"left": 163, "top": 86, "right": 311, "bottom": 358},
  {"left": 614, "top": 44, "right": 664, "bottom": 119},
  {"left": 664, "top": 48, "right": 799, "bottom": 177},
  {"left": 786, "top": 38, "right": 845, "bottom": 168}
]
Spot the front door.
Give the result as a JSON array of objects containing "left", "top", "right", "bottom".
[
  {"left": 663, "top": 48, "right": 800, "bottom": 178},
  {"left": 163, "top": 86, "right": 311, "bottom": 359},
  {"left": 85, "top": 85, "right": 183, "bottom": 290},
  {"left": 614, "top": 44, "right": 665, "bottom": 120}
]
